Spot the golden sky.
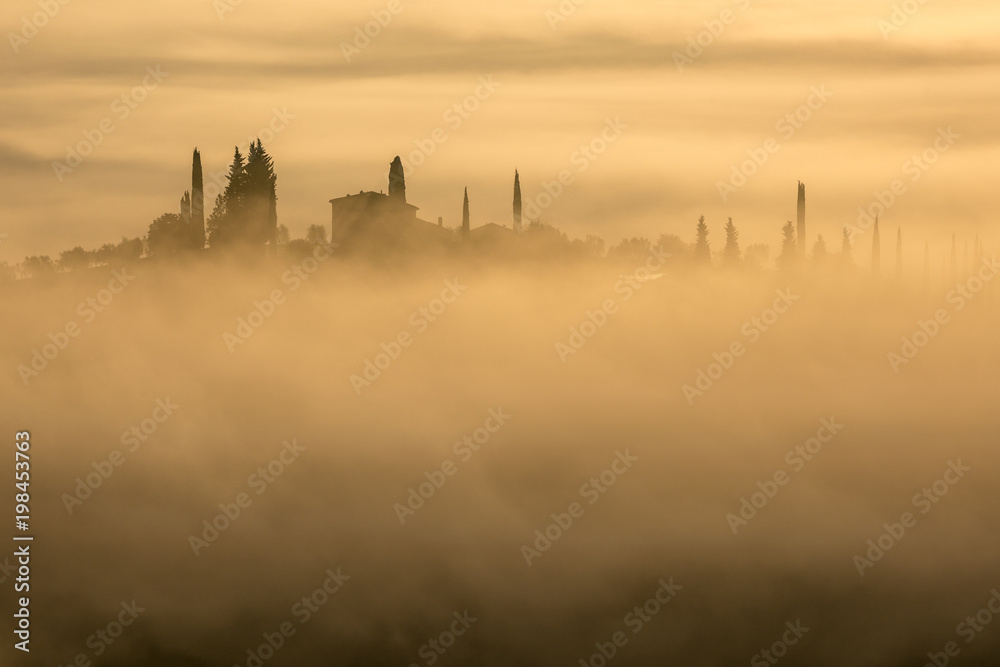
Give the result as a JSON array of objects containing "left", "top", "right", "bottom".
[{"left": 2, "top": 0, "right": 999, "bottom": 261}]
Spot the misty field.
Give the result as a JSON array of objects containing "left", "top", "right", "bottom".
[{"left": 2, "top": 255, "right": 1000, "bottom": 666}]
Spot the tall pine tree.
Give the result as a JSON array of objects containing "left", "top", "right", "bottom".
[
  {"left": 207, "top": 141, "right": 277, "bottom": 253},
  {"left": 694, "top": 216, "right": 710, "bottom": 264},
  {"left": 723, "top": 217, "right": 740, "bottom": 267}
]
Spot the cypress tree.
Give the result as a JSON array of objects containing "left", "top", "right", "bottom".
[
  {"left": 462, "top": 188, "right": 470, "bottom": 242},
  {"left": 694, "top": 216, "right": 710, "bottom": 264},
  {"left": 513, "top": 170, "right": 522, "bottom": 233},
  {"left": 192, "top": 148, "right": 205, "bottom": 249},
  {"left": 796, "top": 182, "right": 806, "bottom": 257},
  {"left": 388, "top": 156, "right": 406, "bottom": 203},
  {"left": 180, "top": 191, "right": 191, "bottom": 226}
]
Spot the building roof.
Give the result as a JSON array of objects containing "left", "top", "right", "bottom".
[{"left": 329, "top": 190, "right": 420, "bottom": 213}]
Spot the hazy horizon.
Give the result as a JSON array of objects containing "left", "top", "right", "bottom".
[{"left": 3, "top": 0, "right": 1000, "bottom": 262}]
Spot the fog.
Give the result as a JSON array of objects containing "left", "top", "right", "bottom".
[
  {"left": 2, "top": 251, "right": 999, "bottom": 666},
  {"left": 4, "top": 0, "right": 1000, "bottom": 260}
]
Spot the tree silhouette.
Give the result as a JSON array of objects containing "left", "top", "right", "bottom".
[
  {"left": 21, "top": 256, "right": 53, "bottom": 278},
  {"left": 778, "top": 221, "right": 797, "bottom": 268},
  {"left": 513, "top": 170, "right": 522, "bottom": 233},
  {"left": 306, "top": 224, "right": 329, "bottom": 246},
  {"left": 723, "top": 217, "right": 740, "bottom": 267},
  {"left": 812, "top": 235, "right": 828, "bottom": 263},
  {"left": 208, "top": 141, "right": 278, "bottom": 253},
  {"left": 59, "top": 247, "right": 90, "bottom": 272},
  {"left": 840, "top": 228, "right": 852, "bottom": 265},
  {"left": 609, "top": 237, "right": 653, "bottom": 265},
  {"left": 147, "top": 213, "right": 187, "bottom": 256},
  {"left": 462, "top": 188, "right": 470, "bottom": 242},
  {"left": 583, "top": 234, "right": 605, "bottom": 259},
  {"left": 657, "top": 233, "right": 687, "bottom": 262},
  {"left": 208, "top": 148, "right": 246, "bottom": 247},
  {"left": 388, "top": 156, "right": 406, "bottom": 203},
  {"left": 796, "top": 182, "right": 806, "bottom": 257},
  {"left": 192, "top": 148, "right": 205, "bottom": 249},
  {"left": 694, "top": 216, "right": 710, "bottom": 264},
  {"left": 94, "top": 237, "right": 142, "bottom": 266}
]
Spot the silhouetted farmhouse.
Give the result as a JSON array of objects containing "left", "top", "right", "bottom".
[
  {"left": 329, "top": 156, "right": 516, "bottom": 253},
  {"left": 329, "top": 159, "right": 453, "bottom": 252}
]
